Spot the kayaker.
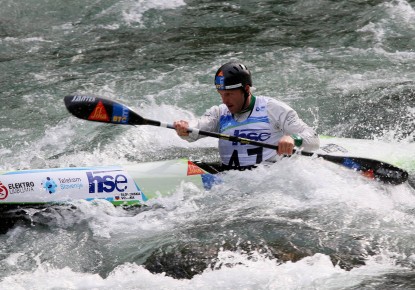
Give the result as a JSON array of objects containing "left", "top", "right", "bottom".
[{"left": 174, "top": 61, "right": 320, "bottom": 170}]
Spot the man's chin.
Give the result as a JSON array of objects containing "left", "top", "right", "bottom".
[{"left": 227, "top": 106, "right": 236, "bottom": 113}]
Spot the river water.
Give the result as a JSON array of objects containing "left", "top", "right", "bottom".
[{"left": 1, "top": 0, "right": 415, "bottom": 289}]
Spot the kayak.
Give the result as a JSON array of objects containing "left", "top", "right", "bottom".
[{"left": 0, "top": 159, "right": 217, "bottom": 207}]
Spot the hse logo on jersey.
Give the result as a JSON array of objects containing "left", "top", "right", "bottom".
[
  {"left": 87, "top": 170, "right": 128, "bottom": 194},
  {"left": 232, "top": 129, "right": 271, "bottom": 145}
]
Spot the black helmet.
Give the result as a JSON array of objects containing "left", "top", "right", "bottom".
[{"left": 214, "top": 62, "right": 252, "bottom": 90}]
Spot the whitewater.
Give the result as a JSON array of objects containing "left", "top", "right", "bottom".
[{"left": 0, "top": 0, "right": 415, "bottom": 289}]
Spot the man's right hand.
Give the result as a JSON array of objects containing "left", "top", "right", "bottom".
[{"left": 173, "top": 120, "right": 190, "bottom": 136}]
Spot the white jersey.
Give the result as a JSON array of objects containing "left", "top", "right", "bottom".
[
  {"left": 218, "top": 96, "right": 282, "bottom": 167},
  {"left": 183, "top": 95, "right": 320, "bottom": 166}
]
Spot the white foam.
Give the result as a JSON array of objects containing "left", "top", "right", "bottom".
[
  {"left": 122, "top": 0, "right": 186, "bottom": 26},
  {"left": 383, "top": 0, "right": 415, "bottom": 24},
  {"left": 358, "top": 0, "right": 415, "bottom": 48},
  {"left": 0, "top": 251, "right": 408, "bottom": 290}
]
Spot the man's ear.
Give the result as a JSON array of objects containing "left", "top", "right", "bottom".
[{"left": 244, "top": 85, "right": 251, "bottom": 95}]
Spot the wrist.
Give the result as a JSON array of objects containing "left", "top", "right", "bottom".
[{"left": 291, "top": 134, "right": 303, "bottom": 147}]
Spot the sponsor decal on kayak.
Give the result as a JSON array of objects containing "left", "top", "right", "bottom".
[
  {"left": 0, "top": 167, "right": 145, "bottom": 204},
  {"left": 7, "top": 181, "right": 35, "bottom": 194},
  {"left": 71, "top": 95, "right": 96, "bottom": 102},
  {"left": 41, "top": 176, "right": 84, "bottom": 194},
  {"left": 86, "top": 170, "right": 143, "bottom": 200},
  {"left": 87, "top": 170, "right": 128, "bottom": 193},
  {"left": 321, "top": 144, "right": 348, "bottom": 154},
  {"left": 187, "top": 161, "right": 205, "bottom": 175},
  {"left": 0, "top": 182, "right": 8, "bottom": 200},
  {"left": 115, "top": 192, "right": 142, "bottom": 200},
  {"left": 88, "top": 100, "right": 110, "bottom": 122},
  {"left": 42, "top": 177, "right": 58, "bottom": 193},
  {"left": 58, "top": 177, "right": 83, "bottom": 190}
]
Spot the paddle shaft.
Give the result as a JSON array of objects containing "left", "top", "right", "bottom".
[
  {"left": 63, "top": 95, "right": 409, "bottom": 184},
  {"left": 152, "top": 120, "right": 279, "bottom": 150}
]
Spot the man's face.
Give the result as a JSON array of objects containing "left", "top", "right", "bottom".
[{"left": 218, "top": 89, "right": 245, "bottom": 114}]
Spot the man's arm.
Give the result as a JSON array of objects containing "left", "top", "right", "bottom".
[
  {"left": 174, "top": 106, "right": 221, "bottom": 141},
  {"left": 267, "top": 99, "right": 320, "bottom": 154}
]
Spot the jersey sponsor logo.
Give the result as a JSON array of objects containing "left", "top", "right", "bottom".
[
  {"left": 232, "top": 129, "right": 271, "bottom": 145},
  {"left": 255, "top": 105, "right": 266, "bottom": 112},
  {"left": 87, "top": 171, "right": 128, "bottom": 193},
  {"left": 88, "top": 101, "right": 110, "bottom": 122}
]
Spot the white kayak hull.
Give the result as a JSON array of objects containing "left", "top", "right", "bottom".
[{"left": 0, "top": 159, "right": 215, "bottom": 206}]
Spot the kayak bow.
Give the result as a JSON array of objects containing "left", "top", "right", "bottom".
[{"left": 0, "top": 159, "right": 217, "bottom": 206}]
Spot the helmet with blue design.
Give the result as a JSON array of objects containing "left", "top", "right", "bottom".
[{"left": 214, "top": 62, "right": 252, "bottom": 91}]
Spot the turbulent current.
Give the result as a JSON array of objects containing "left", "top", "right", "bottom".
[{"left": 0, "top": 0, "right": 415, "bottom": 289}]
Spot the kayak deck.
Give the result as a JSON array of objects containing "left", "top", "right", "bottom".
[{"left": 0, "top": 159, "right": 217, "bottom": 207}]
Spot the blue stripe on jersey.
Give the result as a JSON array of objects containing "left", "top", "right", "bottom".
[{"left": 219, "top": 114, "right": 269, "bottom": 132}]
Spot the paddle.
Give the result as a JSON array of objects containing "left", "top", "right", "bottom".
[{"left": 64, "top": 95, "right": 409, "bottom": 185}]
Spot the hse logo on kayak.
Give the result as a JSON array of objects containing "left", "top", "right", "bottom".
[
  {"left": 232, "top": 129, "right": 271, "bottom": 145},
  {"left": 87, "top": 171, "right": 128, "bottom": 193}
]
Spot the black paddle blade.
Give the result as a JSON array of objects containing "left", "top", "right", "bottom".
[
  {"left": 322, "top": 155, "right": 409, "bottom": 184},
  {"left": 64, "top": 95, "right": 146, "bottom": 125}
]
